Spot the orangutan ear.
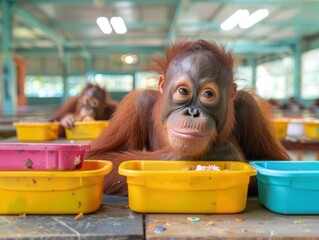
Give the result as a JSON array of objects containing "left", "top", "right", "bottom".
[
  {"left": 231, "top": 83, "right": 237, "bottom": 100},
  {"left": 158, "top": 75, "right": 164, "bottom": 94}
]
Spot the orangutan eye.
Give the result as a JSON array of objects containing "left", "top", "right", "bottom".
[
  {"left": 203, "top": 90, "right": 214, "bottom": 99},
  {"left": 178, "top": 87, "right": 189, "bottom": 96},
  {"left": 173, "top": 86, "right": 191, "bottom": 102},
  {"left": 91, "top": 99, "right": 99, "bottom": 107},
  {"left": 200, "top": 86, "right": 218, "bottom": 105}
]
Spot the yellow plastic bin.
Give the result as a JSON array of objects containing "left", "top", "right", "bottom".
[
  {"left": 119, "top": 160, "right": 256, "bottom": 213},
  {"left": 305, "top": 120, "right": 319, "bottom": 139},
  {"left": 13, "top": 122, "right": 60, "bottom": 141},
  {"left": 273, "top": 118, "right": 289, "bottom": 139},
  {"left": 0, "top": 160, "right": 112, "bottom": 214},
  {"left": 65, "top": 121, "right": 109, "bottom": 140}
]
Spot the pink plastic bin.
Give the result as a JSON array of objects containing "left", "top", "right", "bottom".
[{"left": 0, "top": 143, "right": 90, "bottom": 170}]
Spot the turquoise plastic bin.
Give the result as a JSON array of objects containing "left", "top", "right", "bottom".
[{"left": 250, "top": 161, "right": 319, "bottom": 214}]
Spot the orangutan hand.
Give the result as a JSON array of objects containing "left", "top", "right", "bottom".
[{"left": 60, "top": 114, "right": 76, "bottom": 129}]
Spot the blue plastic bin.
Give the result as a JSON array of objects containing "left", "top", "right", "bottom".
[{"left": 250, "top": 161, "right": 319, "bottom": 214}]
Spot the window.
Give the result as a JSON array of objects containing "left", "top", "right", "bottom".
[
  {"left": 25, "top": 75, "right": 63, "bottom": 97},
  {"left": 256, "top": 57, "right": 294, "bottom": 99},
  {"left": 235, "top": 66, "right": 253, "bottom": 89},
  {"left": 135, "top": 72, "right": 159, "bottom": 90},
  {"left": 301, "top": 49, "right": 319, "bottom": 99},
  {"left": 93, "top": 74, "right": 133, "bottom": 92},
  {"left": 67, "top": 75, "right": 88, "bottom": 96}
]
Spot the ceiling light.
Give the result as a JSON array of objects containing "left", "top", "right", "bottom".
[
  {"left": 220, "top": 9, "right": 249, "bottom": 31},
  {"left": 239, "top": 9, "right": 269, "bottom": 29},
  {"left": 110, "top": 17, "right": 127, "bottom": 34},
  {"left": 121, "top": 54, "right": 138, "bottom": 64},
  {"left": 96, "top": 17, "right": 112, "bottom": 34}
]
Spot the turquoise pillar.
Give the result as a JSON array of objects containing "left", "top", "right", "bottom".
[
  {"left": 62, "top": 51, "right": 69, "bottom": 104},
  {"left": 1, "top": 0, "right": 17, "bottom": 115},
  {"left": 293, "top": 40, "right": 302, "bottom": 101},
  {"left": 1, "top": 58, "right": 16, "bottom": 114},
  {"left": 86, "top": 55, "right": 93, "bottom": 83},
  {"left": 247, "top": 54, "right": 257, "bottom": 89}
]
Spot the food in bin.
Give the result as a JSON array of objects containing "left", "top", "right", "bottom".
[
  {"left": 82, "top": 116, "right": 95, "bottom": 121},
  {"left": 183, "top": 164, "right": 221, "bottom": 171},
  {"left": 119, "top": 160, "right": 256, "bottom": 213}
]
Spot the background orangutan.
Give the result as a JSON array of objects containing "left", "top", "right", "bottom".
[
  {"left": 53, "top": 83, "right": 118, "bottom": 135},
  {"left": 85, "top": 40, "right": 291, "bottom": 195}
]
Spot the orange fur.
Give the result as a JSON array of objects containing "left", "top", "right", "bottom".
[
  {"left": 53, "top": 83, "right": 118, "bottom": 136},
  {"left": 85, "top": 40, "right": 291, "bottom": 196}
]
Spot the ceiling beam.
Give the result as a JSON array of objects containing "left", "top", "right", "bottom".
[
  {"left": 12, "top": 34, "right": 290, "bottom": 47},
  {"left": 13, "top": 6, "right": 91, "bottom": 59},
  {"left": 51, "top": 20, "right": 319, "bottom": 32},
  {"left": 10, "top": 0, "right": 179, "bottom": 4},
  {"left": 13, "top": 35, "right": 166, "bottom": 43},
  {"left": 14, "top": 7, "right": 64, "bottom": 43},
  {"left": 15, "top": 42, "right": 289, "bottom": 55},
  {"left": 165, "top": 0, "right": 188, "bottom": 44},
  {"left": 52, "top": 22, "right": 170, "bottom": 31},
  {"left": 9, "top": 0, "right": 318, "bottom": 6},
  {"left": 228, "top": 44, "right": 291, "bottom": 54},
  {"left": 191, "top": 0, "right": 319, "bottom": 8},
  {"left": 15, "top": 45, "right": 164, "bottom": 54},
  {"left": 185, "top": 21, "right": 319, "bottom": 30}
]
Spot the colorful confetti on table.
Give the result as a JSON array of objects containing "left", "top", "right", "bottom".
[
  {"left": 187, "top": 217, "right": 201, "bottom": 222},
  {"left": 154, "top": 225, "right": 166, "bottom": 234},
  {"left": 294, "top": 219, "right": 303, "bottom": 224}
]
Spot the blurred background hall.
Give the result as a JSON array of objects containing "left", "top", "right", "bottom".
[{"left": 0, "top": 0, "right": 318, "bottom": 160}]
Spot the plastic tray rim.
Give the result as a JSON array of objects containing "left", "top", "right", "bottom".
[
  {"left": 119, "top": 160, "right": 257, "bottom": 177},
  {"left": 0, "top": 160, "right": 112, "bottom": 177},
  {"left": 250, "top": 160, "right": 319, "bottom": 177},
  {"left": 0, "top": 142, "right": 91, "bottom": 151}
]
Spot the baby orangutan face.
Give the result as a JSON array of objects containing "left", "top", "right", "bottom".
[
  {"left": 77, "top": 86, "right": 106, "bottom": 121},
  {"left": 79, "top": 95, "right": 100, "bottom": 121}
]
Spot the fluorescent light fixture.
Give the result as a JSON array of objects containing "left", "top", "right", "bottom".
[
  {"left": 220, "top": 9, "right": 249, "bottom": 31},
  {"left": 110, "top": 17, "right": 127, "bottom": 34},
  {"left": 239, "top": 9, "right": 269, "bottom": 29},
  {"left": 96, "top": 17, "right": 112, "bottom": 34}
]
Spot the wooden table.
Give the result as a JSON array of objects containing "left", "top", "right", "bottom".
[
  {"left": 2, "top": 196, "right": 319, "bottom": 239},
  {"left": 145, "top": 197, "right": 319, "bottom": 239},
  {"left": 0, "top": 195, "right": 143, "bottom": 239}
]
